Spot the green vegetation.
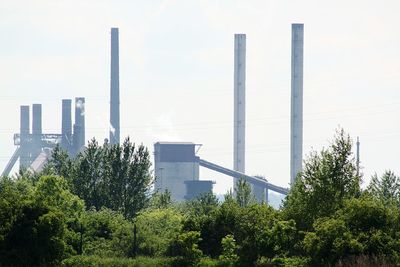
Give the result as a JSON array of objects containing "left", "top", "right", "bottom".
[{"left": 1, "top": 132, "right": 400, "bottom": 266}]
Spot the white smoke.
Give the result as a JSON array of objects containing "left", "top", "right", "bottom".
[
  {"left": 109, "top": 123, "right": 115, "bottom": 135},
  {"left": 146, "top": 112, "right": 181, "bottom": 142},
  {"left": 75, "top": 99, "right": 85, "bottom": 116}
]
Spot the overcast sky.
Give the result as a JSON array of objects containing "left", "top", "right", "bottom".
[{"left": 1, "top": 0, "right": 400, "bottom": 194}]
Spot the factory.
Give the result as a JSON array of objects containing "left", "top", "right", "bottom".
[
  {"left": 3, "top": 24, "right": 305, "bottom": 203},
  {"left": 153, "top": 24, "right": 304, "bottom": 202},
  {"left": 2, "top": 98, "right": 85, "bottom": 175},
  {"left": 2, "top": 28, "right": 121, "bottom": 176}
]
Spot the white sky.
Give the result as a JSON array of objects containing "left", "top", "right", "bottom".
[{"left": 1, "top": 0, "right": 400, "bottom": 194}]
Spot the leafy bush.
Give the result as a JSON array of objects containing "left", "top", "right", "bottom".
[
  {"left": 218, "top": 234, "right": 238, "bottom": 266},
  {"left": 62, "top": 255, "right": 174, "bottom": 267},
  {"left": 168, "top": 231, "right": 203, "bottom": 266},
  {"left": 81, "top": 207, "right": 134, "bottom": 257},
  {"left": 135, "top": 207, "right": 183, "bottom": 256}
]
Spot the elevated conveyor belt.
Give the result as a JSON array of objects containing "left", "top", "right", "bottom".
[
  {"left": 199, "top": 159, "right": 289, "bottom": 195},
  {"left": 2, "top": 147, "right": 20, "bottom": 177},
  {"left": 29, "top": 150, "right": 50, "bottom": 173}
]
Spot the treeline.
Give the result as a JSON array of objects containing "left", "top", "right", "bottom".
[{"left": 1, "top": 130, "right": 400, "bottom": 266}]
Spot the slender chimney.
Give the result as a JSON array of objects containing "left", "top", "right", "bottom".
[
  {"left": 20, "top": 105, "right": 30, "bottom": 168},
  {"left": 110, "top": 27, "right": 120, "bottom": 145},
  {"left": 233, "top": 34, "right": 246, "bottom": 179},
  {"left": 356, "top": 137, "right": 360, "bottom": 176},
  {"left": 32, "top": 104, "right": 42, "bottom": 158},
  {"left": 73, "top": 97, "right": 85, "bottom": 153},
  {"left": 290, "top": 24, "right": 304, "bottom": 186},
  {"left": 62, "top": 99, "right": 72, "bottom": 152}
]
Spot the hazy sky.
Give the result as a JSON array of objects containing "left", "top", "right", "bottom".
[{"left": 1, "top": 0, "right": 400, "bottom": 194}]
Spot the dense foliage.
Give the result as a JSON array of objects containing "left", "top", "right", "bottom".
[
  {"left": 1, "top": 131, "right": 400, "bottom": 266},
  {"left": 47, "top": 137, "right": 152, "bottom": 219}
]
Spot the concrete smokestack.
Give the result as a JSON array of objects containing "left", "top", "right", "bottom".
[
  {"left": 73, "top": 97, "right": 85, "bottom": 153},
  {"left": 32, "top": 104, "right": 42, "bottom": 157},
  {"left": 110, "top": 27, "right": 120, "bottom": 145},
  {"left": 62, "top": 99, "right": 72, "bottom": 151},
  {"left": 32, "top": 104, "right": 42, "bottom": 136},
  {"left": 20, "top": 105, "right": 30, "bottom": 168},
  {"left": 290, "top": 24, "right": 304, "bottom": 186},
  {"left": 233, "top": 34, "right": 246, "bottom": 178}
]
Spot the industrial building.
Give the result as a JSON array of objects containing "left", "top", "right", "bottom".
[
  {"left": 154, "top": 142, "right": 207, "bottom": 201},
  {"left": 2, "top": 97, "right": 86, "bottom": 176},
  {"left": 155, "top": 25, "right": 303, "bottom": 202},
  {"left": 2, "top": 26, "right": 120, "bottom": 176},
  {"left": 153, "top": 142, "right": 288, "bottom": 202},
  {"left": 185, "top": 180, "right": 215, "bottom": 200},
  {"left": 3, "top": 24, "right": 303, "bottom": 204}
]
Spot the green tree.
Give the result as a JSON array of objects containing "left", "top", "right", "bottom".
[
  {"left": 0, "top": 176, "right": 75, "bottom": 266},
  {"left": 219, "top": 234, "right": 239, "bottom": 266},
  {"left": 185, "top": 192, "right": 219, "bottom": 216},
  {"left": 235, "top": 204, "right": 277, "bottom": 265},
  {"left": 283, "top": 129, "right": 361, "bottom": 230},
  {"left": 135, "top": 207, "right": 183, "bottom": 256},
  {"left": 368, "top": 170, "right": 400, "bottom": 207},
  {"left": 235, "top": 178, "right": 256, "bottom": 208},
  {"left": 46, "top": 137, "right": 153, "bottom": 219},
  {"left": 81, "top": 207, "right": 134, "bottom": 257},
  {"left": 33, "top": 175, "right": 84, "bottom": 255},
  {"left": 150, "top": 189, "right": 172, "bottom": 209},
  {"left": 183, "top": 195, "right": 240, "bottom": 258},
  {"left": 168, "top": 231, "right": 203, "bottom": 266},
  {"left": 1, "top": 203, "right": 67, "bottom": 266},
  {"left": 303, "top": 196, "right": 400, "bottom": 265},
  {"left": 45, "top": 144, "right": 73, "bottom": 179},
  {"left": 72, "top": 139, "right": 108, "bottom": 210},
  {"left": 0, "top": 176, "right": 33, "bottom": 251},
  {"left": 33, "top": 175, "right": 84, "bottom": 221}
]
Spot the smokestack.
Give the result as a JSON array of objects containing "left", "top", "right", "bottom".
[
  {"left": 290, "top": 24, "right": 304, "bottom": 186},
  {"left": 73, "top": 97, "right": 85, "bottom": 153},
  {"left": 233, "top": 34, "right": 246, "bottom": 178},
  {"left": 32, "top": 104, "right": 42, "bottom": 157},
  {"left": 110, "top": 27, "right": 120, "bottom": 145},
  {"left": 32, "top": 104, "right": 42, "bottom": 136},
  {"left": 20, "top": 105, "right": 30, "bottom": 168},
  {"left": 62, "top": 99, "right": 72, "bottom": 151},
  {"left": 356, "top": 136, "right": 360, "bottom": 176},
  {"left": 20, "top": 106, "right": 30, "bottom": 136}
]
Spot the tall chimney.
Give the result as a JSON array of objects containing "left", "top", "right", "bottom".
[
  {"left": 233, "top": 34, "right": 246, "bottom": 179},
  {"left": 32, "top": 104, "right": 42, "bottom": 158},
  {"left": 62, "top": 99, "right": 72, "bottom": 152},
  {"left": 356, "top": 136, "right": 360, "bottom": 176},
  {"left": 20, "top": 105, "right": 30, "bottom": 169},
  {"left": 110, "top": 27, "right": 120, "bottom": 145},
  {"left": 290, "top": 24, "right": 304, "bottom": 186},
  {"left": 73, "top": 97, "right": 85, "bottom": 153},
  {"left": 32, "top": 104, "right": 42, "bottom": 136}
]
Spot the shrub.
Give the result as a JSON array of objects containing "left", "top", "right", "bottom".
[{"left": 62, "top": 255, "right": 174, "bottom": 267}]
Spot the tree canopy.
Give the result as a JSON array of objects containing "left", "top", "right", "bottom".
[
  {"left": 47, "top": 137, "right": 152, "bottom": 219},
  {"left": 2, "top": 131, "right": 400, "bottom": 266}
]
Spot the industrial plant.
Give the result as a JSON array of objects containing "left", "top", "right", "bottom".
[
  {"left": 2, "top": 98, "right": 86, "bottom": 176},
  {"left": 2, "top": 24, "right": 307, "bottom": 203}
]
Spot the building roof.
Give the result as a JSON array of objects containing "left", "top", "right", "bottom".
[{"left": 155, "top": 141, "right": 196, "bottom": 145}]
